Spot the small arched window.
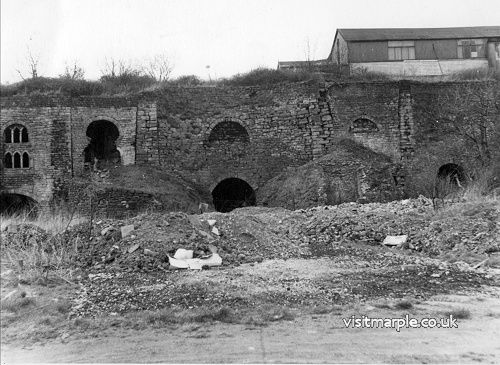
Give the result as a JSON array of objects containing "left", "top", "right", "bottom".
[
  {"left": 208, "top": 121, "right": 250, "bottom": 144},
  {"left": 349, "top": 118, "right": 379, "bottom": 133},
  {"left": 13, "top": 152, "right": 21, "bottom": 168},
  {"left": 22, "top": 152, "right": 30, "bottom": 168},
  {"left": 4, "top": 153, "right": 13, "bottom": 168},
  {"left": 4, "top": 124, "right": 29, "bottom": 143}
]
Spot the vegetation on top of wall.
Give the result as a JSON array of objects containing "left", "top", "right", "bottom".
[
  {"left": 450, "top": 68, "right": 500, "bottom": 81},
  {"left": 218, "top": 68, "right": 322, "bottom": 86}
]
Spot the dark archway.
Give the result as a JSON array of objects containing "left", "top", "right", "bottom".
[
  {"left": 84, "top": 120, "right": 121, "bottom": 169},
  {"left": 208, "top": 121, "right": 250, "bottom": 144},
  {"left": 437, "top": 163, "right": 466, "bottom": 186},
  {"left": 212, "top": 178, "right": 256, "bottom": 212},
  {"left": 349, "top": 118, "right": 379, "bottom": 133},
  {"left": 0, "top": 193, "right": 38, "bottom": 217}
]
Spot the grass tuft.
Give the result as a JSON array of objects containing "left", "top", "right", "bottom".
[
  {"left": 1, "top": 296, "right": 36, "bottom": 313},
  {"left": 443, "top": 307, "right": 471, "bottom": 319},
  {"left": 394, "top": 300, "right": 413, "bottom": 310}
]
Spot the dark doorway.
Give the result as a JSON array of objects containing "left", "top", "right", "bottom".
[
  {"left": 212, "top": 178, "right": 256, "bottom": 212},
  {"left": 84, "top": 120, "right": 121, "bottom": 169},
  {"left": 0, "top": 193, "right": 38, "bottom": 217},
  {"left": 437, "top": 163, "right": 466, "bottom": 186}
]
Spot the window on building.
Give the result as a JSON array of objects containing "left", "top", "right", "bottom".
[
  {"left": 4, "top": 153, "right": 13, "bottom": 168},
  {"left": 457, "top": 39, "right": 484, "bottom": 59},
  {"left": 388, "top": 41, "right": 415, "bottom": 60},
  {"left": 13, "top": 152, "right": 21, "bottom": 168},
  {"left": 3, "top": 151, "right": 30, "bottom": 169},
  {"left": 4, "top": 124, "right": 29, "bottom": 143},
  {"left": 22, "top": 152, "right": 30, "bottom": 168}
]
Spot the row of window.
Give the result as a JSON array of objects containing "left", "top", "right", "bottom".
[
  {"left": 387, "top": 39, "right": 484, "bottom": 61},
  {"left": 4, "top": 152, "right": 30, "bottom": 169},
  {"left": 4, "top": 125, "right": 29, "bottom": 143}
]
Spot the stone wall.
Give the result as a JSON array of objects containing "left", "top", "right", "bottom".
[{"left": 1, "top": 80, "right": 498, "bottom": 213}]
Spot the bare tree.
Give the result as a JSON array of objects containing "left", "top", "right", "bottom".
[
  {"left": 16, "top": 46, "right": 40, "bottom": 80},
  {"left": 101, "top": 57, "right": 140, "bottom": 78},
  {"left": 421, "top": 82, "right": 498, "bottom": 166},
  {"left": 143, "top": 54, "right": 173, "bottom": 82},
  {"left": 61, "top": 60, "right": 85, "bottom": 80}
]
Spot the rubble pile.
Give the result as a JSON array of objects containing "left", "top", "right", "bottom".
[{"left": 296, "top": 197, "right": 433, "bottom": 249}]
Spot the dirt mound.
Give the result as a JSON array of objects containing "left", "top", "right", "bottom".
[
  {"left": 295, "top": 197, "right": 499, "bottom": 262},
  {"left": 64, "top": 197, "right": 499, "bottom": 272},
  {"left": 67, "top": 207, "right": 308, "bottom": 271},
  {"left": 413, "top": 200, "right": 500, "bottom": 258},
  {"left": 258, "top": 139, "right": 403, "bottom": 210},
  {"left": 72, "top": 165, "right": 212, "bottom": 216}
]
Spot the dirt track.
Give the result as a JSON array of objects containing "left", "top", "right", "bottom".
[{"left": 3, "top": 291, "right": 500, "bottom": 363}]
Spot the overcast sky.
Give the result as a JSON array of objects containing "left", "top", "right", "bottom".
[{"left": 1, "top": 0, "right": 500, "bottom": 83}]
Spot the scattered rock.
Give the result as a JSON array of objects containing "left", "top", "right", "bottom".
[
  {"left": 101, "top": 226, "right": 115, "bottom": 236},
  {"left": 382, "top": 235, "right": 408, "bottom": 247},
  {"left": 144, "top": 249, "right": 157, "bottom": 256},
  {"left": 128, "top": 243, "right": 141, "bottom": 254},
  {"left": 120, "top": 225, "right": 135, "bottom": 238}
]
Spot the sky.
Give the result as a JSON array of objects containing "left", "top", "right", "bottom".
[{"left": 1, "top": 0, "right": 500, "bottom": 83}]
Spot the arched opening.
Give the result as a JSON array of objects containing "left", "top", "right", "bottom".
[
  {"left": 4, "top": 152, "right": 13, "bottom": 168},
  {"left": 208, "top": 121, "right": 250, "bottom": 144},
  {"left": 212, "top": 178, "right": 256, "bottom": 212},
  {"left": 437, "top": 163, "right": 466, "bottom": 186},
  {"left": 0, "top": 193, "right": 38, "bottom": 217},
  {"left": 84, "top": 120, "right": 121, "bottom": 169},
  {"left": 22, "top": 152, "right": 30, "bottom": 168},
  {"left": 13, "top": 152, "right": 21, "bottom": 168},
  {"left": 4, "top": 124, "right": 29, "bottom": 143},
  {"left": 349, "top": 118, "right": 379, "bottom": 133}
]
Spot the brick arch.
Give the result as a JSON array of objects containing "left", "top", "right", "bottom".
[
  {"left": 209, "top": 173, "right": 257, "bottom": 193},
  {"left": 1, "top": 188, "right": 39, "bottom": 203},
  {"left": 206, "top": 117, "right": 252, "bottom": 143},
  {"left": 349, "top": 117, "right": 380, "bottom": 133},
  {"left": 210, "top": 176, "right": 257, "bottom": 212},
  {"left": 86, "top": 116, "right": 122, "bottom": 142}
]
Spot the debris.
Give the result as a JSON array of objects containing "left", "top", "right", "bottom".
[
  {"left": 199, "top": 202, "right": 209, "bottom": 213},
  {"left": 7, "top": 225, "right": 18, "bottom": 233},
  {"left": 144, "top": 249, "right": 157, "bottom": 256},
  {"left": 382, "top": 235, "right": 408, "bottom": 247},
  {"left": 120, "top": 225, "right": 134, "bottom": 238},
  {"left": 212, "top": 227, "right": 220, "bottom": 236},
  {"left": 207, "top": 219, "right": 217, "bottom": 227},
  {"left": 168, "top": 252, "right": 222, "bottom": 270},
  {"left": 128, "top": 243, "right": 141, "bottom": 253},
  {"left": 173, "top": 248, "right": 194, "bottom": 260},
  {"left": 473, "top": 259, "right": 489, "bottom": 269},
  {"left": 0, "top": 269, "right": 13, "bottom": 278},
  {"left": 101, "top": 226, "right": 115, "bottom": 236}
]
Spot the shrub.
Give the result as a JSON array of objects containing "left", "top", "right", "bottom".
[
  {"left": 168, "top": 75, "right": 204, "bottom": 87},
  {"left": 220, "top": 67, "right": 319, "bottom": 86}
]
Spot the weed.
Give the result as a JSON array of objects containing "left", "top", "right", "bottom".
[
  {"left": 1, "top": 297, "right": 36, "bottom": 313},
  {"left": 394, "top": 300, "right": 413, "bottom": 310},
  {"left": 443, "top": 308, "right": 471, "bottom": 319}
]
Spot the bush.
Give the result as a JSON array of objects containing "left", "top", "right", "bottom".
[
  {"left": 220, "top": 67, "right": 319, "bottom": 86},
  {"left": 168, "top": 75, "right": 204, "bottom": 87},
  {"left": 0, "top": 77, "right": 104, "bottom": 97}
]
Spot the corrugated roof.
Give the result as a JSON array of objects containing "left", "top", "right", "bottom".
[{"left": 338, "top": 26, "right": 500, "bottom": 41}]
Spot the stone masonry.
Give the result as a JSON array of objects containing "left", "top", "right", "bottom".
[{"left": 1, "top": 81, "right": 497, "bottom": 212}]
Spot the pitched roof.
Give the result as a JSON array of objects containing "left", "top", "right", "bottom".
[{"left": 338, "top": 26, "right": 500, "bottom": 41}]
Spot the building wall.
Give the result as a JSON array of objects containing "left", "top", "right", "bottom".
[
  {"left": 350, "top": 59, "right": 489, "bottom": 76},
  {"left": 1, "top": 81, "right": 498, "bottom": 211},
  {"left": 348, "top": 41, "right": 388, "bottom": 63},
  {"left": 330, "top": 33, "right": 349, "bottom": 65}
]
